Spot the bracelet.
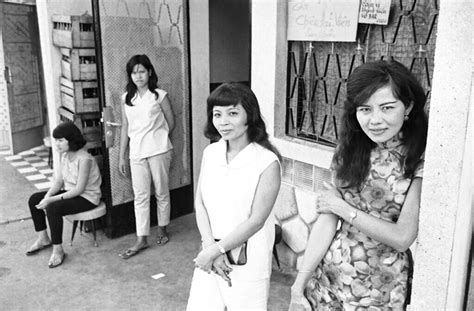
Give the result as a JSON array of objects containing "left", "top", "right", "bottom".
[
  {"left": 298, "top": 270, "right": 312, "bottom": 273},
  {"left": 215, "top": 241, "right": 226, "bottom": 254}
]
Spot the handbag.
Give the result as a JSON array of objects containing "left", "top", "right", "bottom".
[{"left": 215, "top": 239, "right": 247, "bottom": 265}]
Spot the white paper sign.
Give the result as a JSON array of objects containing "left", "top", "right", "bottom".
[
  {"left": 287, "top": 0, "right": 360, "bottom": 42},
  {"left": 359, "top": 0, "right": 391, "bottom": 25}
]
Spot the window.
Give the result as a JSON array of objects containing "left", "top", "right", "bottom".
[{"left": 286, "top": 1, "right": 438, "bottom": 146}]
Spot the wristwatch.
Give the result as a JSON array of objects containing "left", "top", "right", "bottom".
[{"left": 349, "top": 210, "right": 358, "bottom": 225}]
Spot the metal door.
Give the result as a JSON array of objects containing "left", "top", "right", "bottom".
[
  {"left": 92, "top": 0, "right": 192, "bottom": 237},
  {"left": 1, "top": 3, "right": 45, "bottom": 153}
]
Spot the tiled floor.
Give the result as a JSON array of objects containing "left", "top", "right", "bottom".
[{"left": 3, "top": 146, "right": 53, "bottom": 190}]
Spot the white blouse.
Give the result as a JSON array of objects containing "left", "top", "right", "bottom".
[
  {"left": 200, "top": 139, "right": 280, "bottom": 281},
  {"left": 123, "top": 88, "right": 172, "bottom": 160}
]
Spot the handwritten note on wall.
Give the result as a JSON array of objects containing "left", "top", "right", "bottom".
[
  {"left": 287, "top": 0, "right": 360, "bottom": 42},
  {"left": 359, "top": 0, "right": 391, "bottom": 25}
]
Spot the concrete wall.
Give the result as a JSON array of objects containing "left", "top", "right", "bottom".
[
  {"left": 251, "top": 0, "right": 473, "bottom": 309},
  {"left": 189, "top": 0, "right": 210, "bottom": 191},
  {"left": 36, "top": 0, "right": 92, "bottom": 164},
  {"left": 410, "top": 1, "right": 473, "bottom": 308}
]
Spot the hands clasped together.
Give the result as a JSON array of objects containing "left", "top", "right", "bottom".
[
  {"left": 35, "top": 196, "right": 53, "bottom": 210},
  {"left": 193, "top": 243, "right": 233, "bottom": 287}
]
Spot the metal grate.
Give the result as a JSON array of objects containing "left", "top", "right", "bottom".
[{"left": 286, "top": 0, "right": 438, "bottom": 146}]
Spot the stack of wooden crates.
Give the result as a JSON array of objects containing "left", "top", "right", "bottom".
[{"left": 52, "top": 14, "right": 102, "bottom": 168}]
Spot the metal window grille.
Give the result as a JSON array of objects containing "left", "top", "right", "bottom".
[{"left": 286, "top": 0, "right": 438, "bottom": 146}]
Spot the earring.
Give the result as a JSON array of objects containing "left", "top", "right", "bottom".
[{"left": 404, "top": 114, "right": 409, "bottom": 121}]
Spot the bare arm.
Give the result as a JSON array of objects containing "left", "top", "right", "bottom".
[
  {"left": 194, "top": 162, "right": 215, "bottom": 248},
  {"left": 291, "top": 213, "right": 339, "bottom": 293},
  {"left": 44, "top": 163, "right": 64, "bottom": 198},
  {"left": 194, "top": 161, "right": 281, "bottom": 268},
  {"left": 161, "top": 95, "right": 175, "bottom": 133},
  {"left": 320, "top": 178, "right": 423, "bottom": 252},
  {"left": 36, "top": 158, "right": 92, "bottom": 208},
  {"left": 118, "top": 100, "right": 130, "bottom": 175}
]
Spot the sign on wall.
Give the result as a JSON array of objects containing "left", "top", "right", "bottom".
[
  {"left": 287, "top": 0, "right": 360, "bottom": 42},
  {"left": 359, "top": 0, "right": 391, "bottom": 25}
]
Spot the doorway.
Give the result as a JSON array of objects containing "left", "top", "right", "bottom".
[
  {"left": 92, "top": 0, "right": 193, "bottom": 237},
  {"left": 209, "top": 0, "right": 250, "bottom": 91},
  {"left": 0, "top": 2, "right": 47, "bottom": 154}
]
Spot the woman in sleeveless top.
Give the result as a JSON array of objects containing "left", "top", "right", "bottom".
[{"left": 26, "top": 122, "right": 102, "bottom": 268}]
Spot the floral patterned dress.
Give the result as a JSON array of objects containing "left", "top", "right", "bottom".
[{"left": 305, "top": 138, "right": 423, "bottom": 310}]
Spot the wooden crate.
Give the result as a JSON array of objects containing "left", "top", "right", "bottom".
[
  {"left": 61, "top": 48, "right": 96, "bottom": 81},
  {"left": 60, "top": 77, "right": 99, "bottom": 113},
  {"left": 52, "top": 14, "right": 95, "bottom": 48},
  {"left": 58, "top": 106, "right": 101, "bottom": 142},
  {"left": 85, "top": 139, "right": 103, "bottom": 171}
]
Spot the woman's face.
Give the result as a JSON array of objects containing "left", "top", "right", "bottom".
[
  {"left": 54, "top": 137, "right": 70, "bottom": 153},
  {"left": 356, "top": 85, "right": 412, "bottom": 145},
  {"left": 131, "top": 64, "right": 150, "bottom": 89},
  {"left": 212, "top": 103, "right": 249, "bottom": 144}
]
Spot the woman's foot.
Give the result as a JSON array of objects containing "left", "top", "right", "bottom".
[
  {"left": 48, "top": 246, "right": 66, "bottom": 268},
  {"left": 156, "top": 226, "right": 169, "bottom": 246},
  {"left": 26, "top": 238, "right": 52, "bottom": 256},
  {"left": 118, "top": 237, "right": 149, "bottom": 259}
]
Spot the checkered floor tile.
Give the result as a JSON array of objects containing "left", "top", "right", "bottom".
[{"left": 4, "top": 145, "right": 53, "bottom": 190}]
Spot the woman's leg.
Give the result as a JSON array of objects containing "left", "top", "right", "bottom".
[
  {"left": 128, "top": 157, "right": 152, "bottom": 250},
  {"left": 45, "top": 196, "right": 96, "bottom": 245},
  {"left": 148, "top": 151, "right": 172, "bottom": 240},
  {"left": 220, "top": 277, "right": 270, "bottom": 311},
  {"left": 45, "top": 196, "right": 96, "bottom": 266},
  {"left": 186, "top": 268, "right": 225, "bottom": 311},
  {"left": 28, "top": 191, "right": 48, "bottom": 232},
  {"left": 26, "top": 191, "right": 52, "bottom": 252}
]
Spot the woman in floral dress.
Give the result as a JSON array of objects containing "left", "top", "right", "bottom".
[{"left": 289, "top": 60, "right": 428, "bottom": 310}]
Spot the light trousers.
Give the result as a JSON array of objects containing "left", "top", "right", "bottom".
[
  {"left": 130, "top": 151, "right": 172, "bottom": 236},
  {"left": 186, "top": 268, "right": 269, "bottom": 311}
]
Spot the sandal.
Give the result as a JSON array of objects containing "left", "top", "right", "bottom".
[
  {"left": 48, "top": 253, "right": 66, "bottom": 269},
  {"left": 26, "top": 242, "right": 52, "bottom": 256},
  {"left": 156, "top": 235, "right": 169, "bottom": 246},
  {"left": 118, "top": 245, "right": 149, "bottom": 260}
]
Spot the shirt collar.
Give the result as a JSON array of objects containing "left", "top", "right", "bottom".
[{"left": 216, "top": 139, "right": 256, "bottom": 168}]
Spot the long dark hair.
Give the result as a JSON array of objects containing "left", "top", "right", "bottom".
[
  {"left": 205, "top": 83, "right": 281, "bottom": 160},
  {"left": 125, "top": 54, "right": 159, "bottom": 106},
  {"left": 334, "top": 60, "right": 428, "bottom": 189}
]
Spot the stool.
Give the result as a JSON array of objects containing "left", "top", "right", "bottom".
[
  {"left": 65, "top": 201, "right": 106, "bottom": 247},
  {"left": 43, "top": 137, "right": 52, "bottom": 168}
]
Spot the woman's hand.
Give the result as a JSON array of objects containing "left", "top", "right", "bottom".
[
  {"left": 36, "top": 197, "right": 53, "bottom": 210},
  {"left": 193, "top": 244, "right": 219, "bottom": 273},
  {"left": 212, "top": 255, "right": 233, "bottom": 286},
  {"left": 289, "top": 288, "right": 311, "bottom": 311},
  {"left": 316, "top": 182, "right": 346, "bottom": 215},
  {"left": 118, "top": 157, "right": 127, "bottom": 176}
]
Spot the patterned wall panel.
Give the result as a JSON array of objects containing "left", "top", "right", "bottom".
[
  {"left": 287, "top": 0, "right": 438, "bottom": 146},
  {"left": 99, "top": 0, "right": 190, "bottom": 206}
]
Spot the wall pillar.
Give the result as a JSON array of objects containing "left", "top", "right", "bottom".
[{"left": 410, "top": 0, "right": 473, "bottom": 309}]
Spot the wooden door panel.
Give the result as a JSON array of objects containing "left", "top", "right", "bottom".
[{"left": 3, "top": 4, "right": 43, "bottom": 135}]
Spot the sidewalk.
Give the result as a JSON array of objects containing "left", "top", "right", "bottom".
[{"left": 0, "top": 156, "right": 293, "bottom": 310}]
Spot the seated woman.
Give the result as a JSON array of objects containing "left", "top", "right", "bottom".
[{"left": 26, "top": 122, "right": 102, "bottom": 268}]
